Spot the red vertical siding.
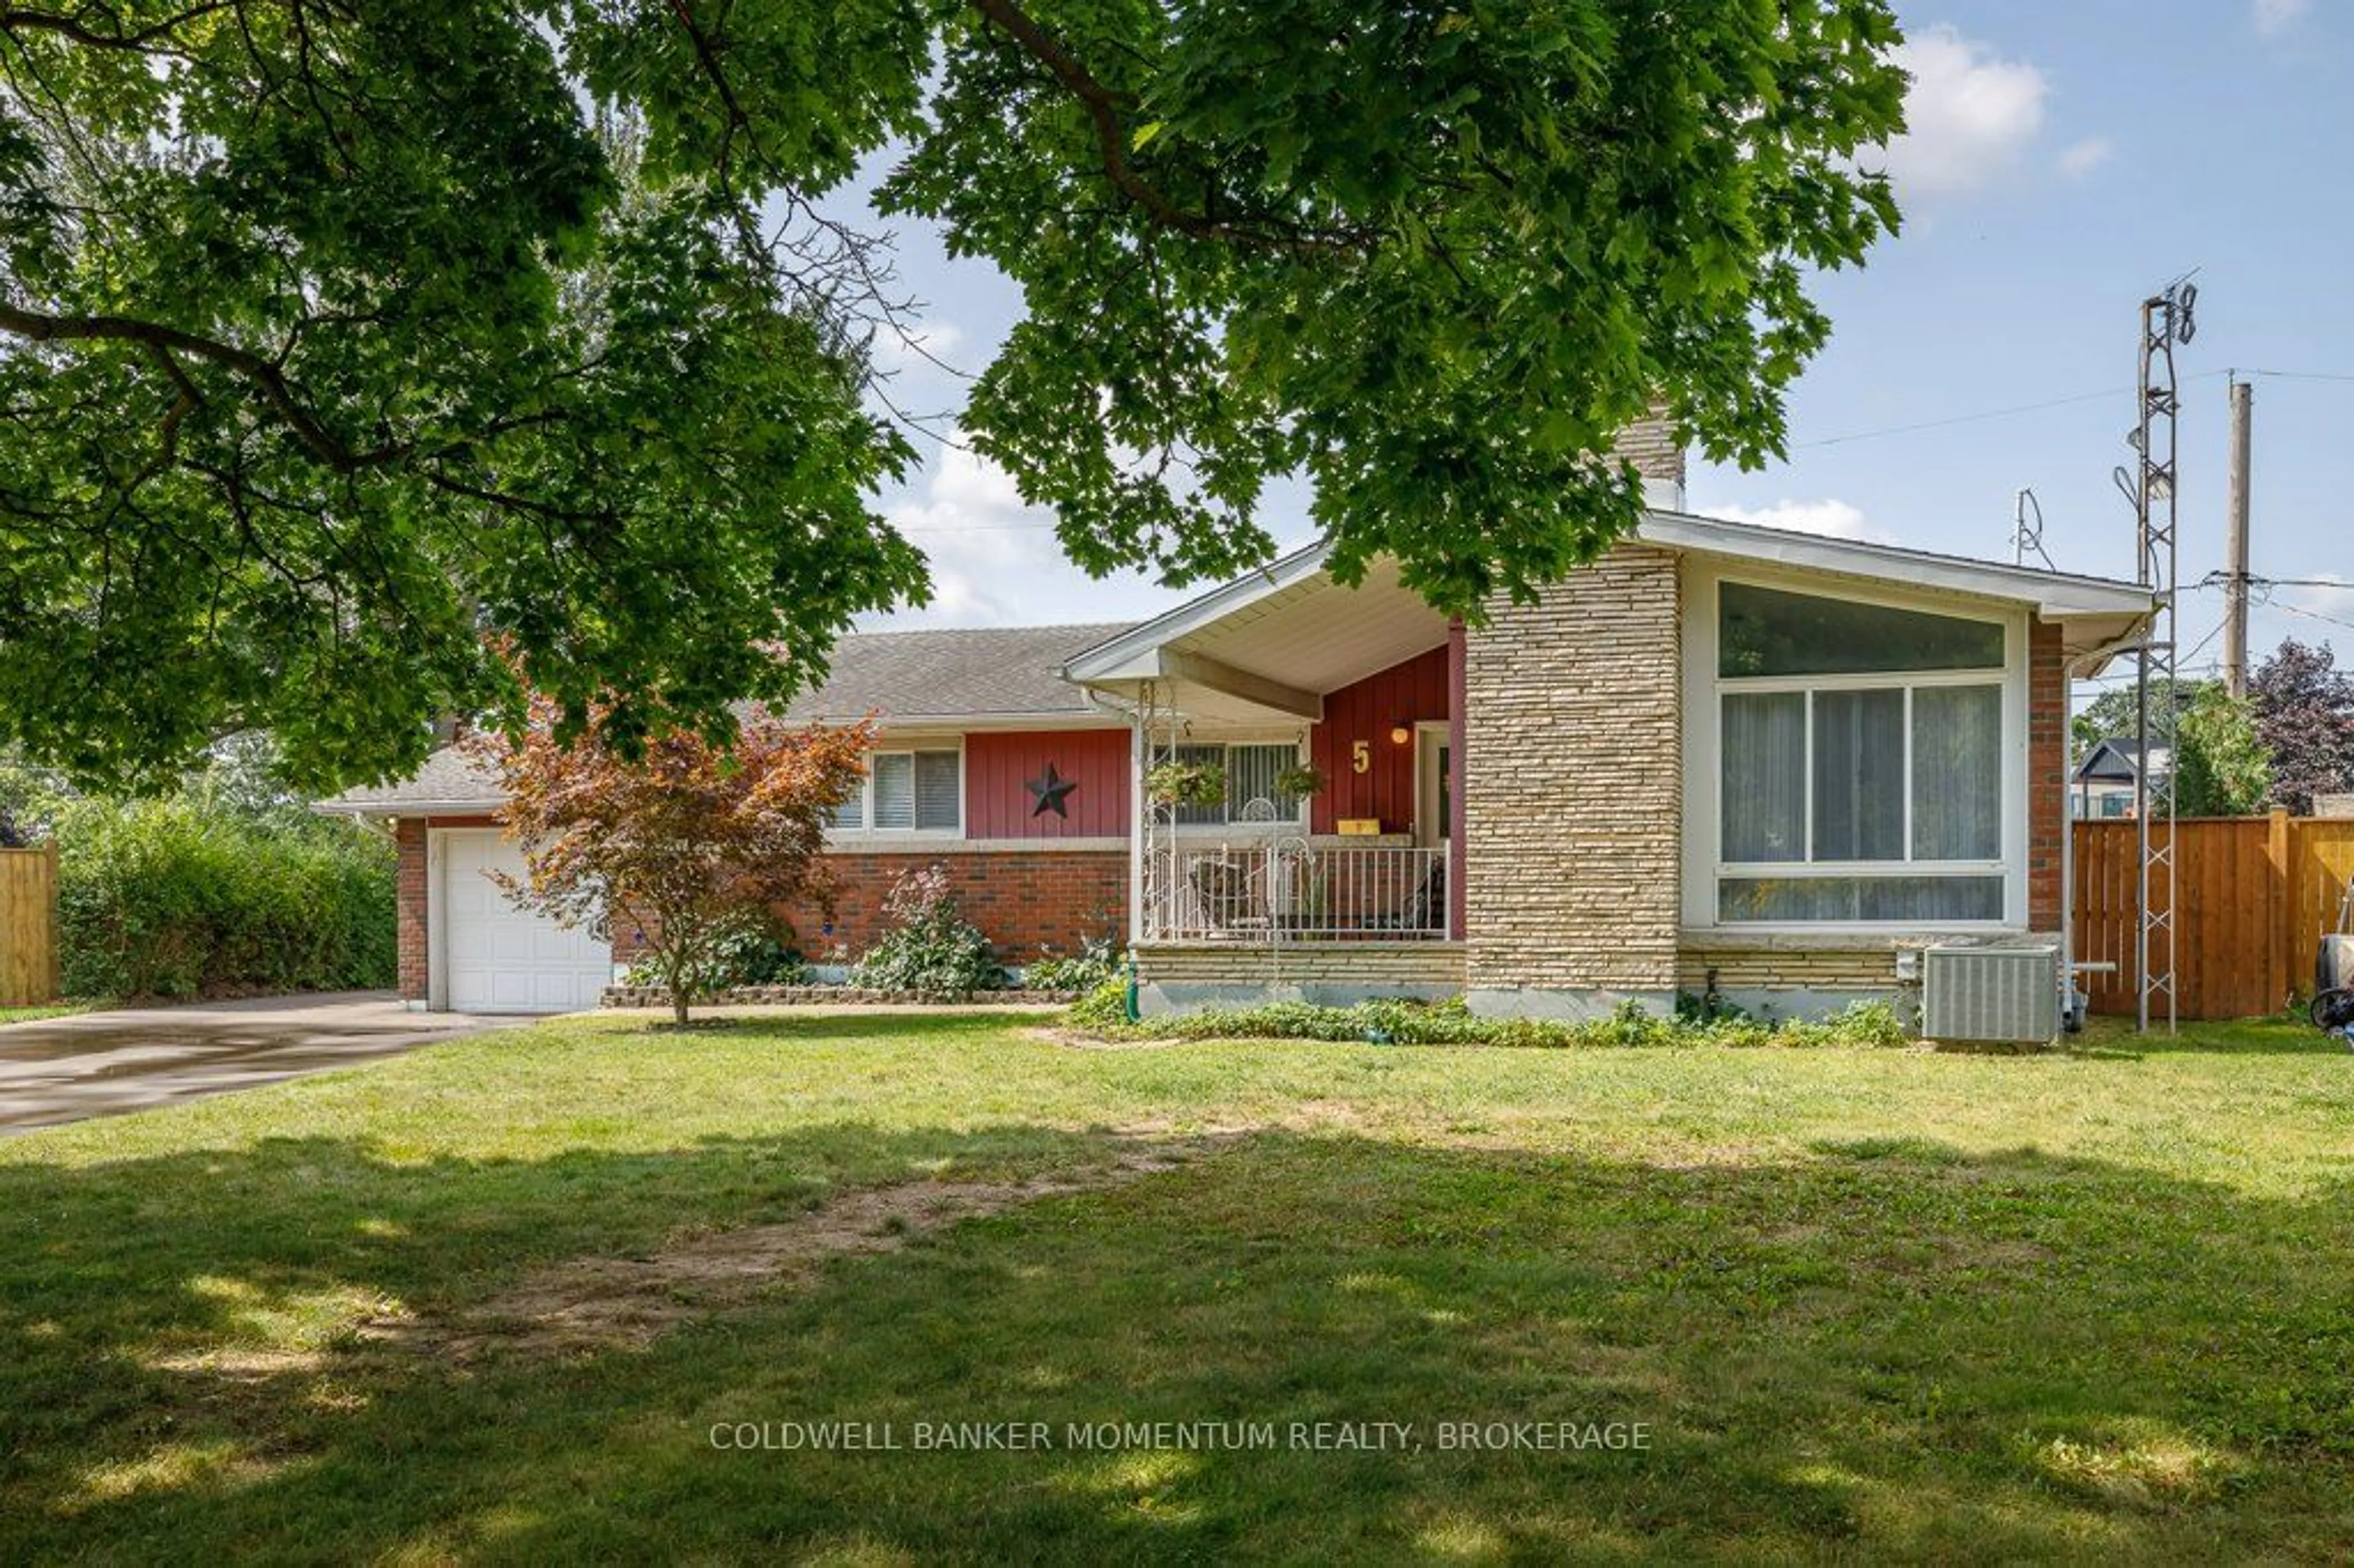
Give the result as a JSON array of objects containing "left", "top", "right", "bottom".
[
  {"left": 963, "top": 728, "right": 1132, "bottom": 839},
  {"left": 1310, "top": 645, "right": 1452, "bottom": 834}
]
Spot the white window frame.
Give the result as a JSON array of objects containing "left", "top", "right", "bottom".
[
  {"left": 1681, "top": 564, "right": 2027, "bottom": 932},
  {"left": 830, "top": 740, "right": 965, "bottom": 839},
  {"left": 1165, "top": 734, "right": 1311, "bottom": 835}
]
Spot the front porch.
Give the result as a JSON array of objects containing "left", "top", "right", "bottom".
[{"left": 1062, "top": 547, "right": 1467, "bottom": 1011}]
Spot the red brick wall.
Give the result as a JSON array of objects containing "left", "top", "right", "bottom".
[
  {"left": 963, "top": 728, "right": 1130, "bottom": 838},
  {"left": 395, "top": 819, "right": 429, "bottom": 1001},
  {"left": 790, "top": 850, "right": 1129, "bottom": 967},
  {"left": 393, "top": 815, "right": 504, "bottom": 1003},
  {"left": 611, "top": 848, "right": 1131, "bottom": 969},
  {"left": 2030, "top": 618, "right": 2066, "bottom": 931}
]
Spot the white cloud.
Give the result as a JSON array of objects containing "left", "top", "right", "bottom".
[
  {"left": 869, "top": 316, "right": 967, "bottom": 373},
  {"left": 2057, "top": 135, "right": 2114, "bottom": 180},
  {"left": 2254, "top": 0, "right": 2310, "bottom": 38},
  {"left": 1878, "top": 25, "right": 2049, "bottom": 199},
  {"left": 1702, "top": 498, "right": 1894, "bottom": 545},
  {"left": 872, "top": 439, "right": 1194, "bottom": 628}
]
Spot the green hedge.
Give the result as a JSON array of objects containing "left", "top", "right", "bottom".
[
  {"left": 55, "top": 797, "right": 395, "bottom": 999},
  {"left": 1070, "top": 989, "right": 1913, "bottom": 1051}
]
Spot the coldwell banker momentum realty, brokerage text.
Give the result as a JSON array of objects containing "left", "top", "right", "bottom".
[{"left": 708, "top": 1419, "right": 1655, "bottom": 1454}]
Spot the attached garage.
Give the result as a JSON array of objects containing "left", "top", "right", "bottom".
[{"left": 434, "top": 828, "right": 613, "bottom": 1014}]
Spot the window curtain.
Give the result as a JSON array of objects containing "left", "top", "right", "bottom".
[
  {"left": 913, "top": 751, "right": 961, "bottom": 831},
  {"left": 1812, "top": 688, "right": 1905, "bottom": 861},
  {"left": 1723, "top": 692, "right": 1805, "bottom": 861},
  {"left": 1911, "top": 686, "right": 2002, "bottom": 859}
]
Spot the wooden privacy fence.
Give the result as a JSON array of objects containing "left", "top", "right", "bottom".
[
  {"left": 0, "top": 842, "right": 61, "bottom": 1007},
  {"left": 2073, "top": 812, "right": 2354, "bottom": 1020}
]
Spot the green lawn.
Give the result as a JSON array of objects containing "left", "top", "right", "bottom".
[
  {"left": 4, "top": 1013, "right": 2353, "bottom": 1562},
  {"left": 0, "top": 999, "right": 97, "bottom": 1025}
]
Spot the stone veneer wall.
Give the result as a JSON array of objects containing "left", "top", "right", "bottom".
[
  {"left": 1133, "top": 941, "right": 1466, "bottom": 1013},
  {"left": 1616, "top": 413, "right": 1687, "bottom": 491},
  {"left": 1463, "top": 544, "right": 1683, "bottom": 1015}
]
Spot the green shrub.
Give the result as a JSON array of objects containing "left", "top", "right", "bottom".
[
  {"left": 1077, "top": 994, "right": 1919, "bottom": 1051},
  {"left": 847, "top": 866, "right": 1004, "bottom": 999},
  {"left": 1067, "top": 977, "right": 1132, "bottom": 1029},
  {"left": 55, "top": 796, "right": 395, "bottom": 999},
  {"left": 622, "top": 913, "right": 811, "bottom": 995},
  {"left": 1025, "top": 935, "right": 1120, "bottom": 994}
]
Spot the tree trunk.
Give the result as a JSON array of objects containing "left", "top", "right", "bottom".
[{"left": 661, "top": 948, "right": 691, "bottom": 1027}]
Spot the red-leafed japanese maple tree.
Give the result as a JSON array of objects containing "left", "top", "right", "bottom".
[{"left": 474, "top": 710, "right": 872, "bottom": 1024}]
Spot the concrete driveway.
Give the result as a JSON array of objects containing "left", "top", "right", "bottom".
[{"left": 0, "top": 992, "right": 526, "bottom": 1135}]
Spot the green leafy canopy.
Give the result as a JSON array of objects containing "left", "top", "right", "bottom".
[{"left": 0, "top": 0, "right": 1905, "bottom": 790}]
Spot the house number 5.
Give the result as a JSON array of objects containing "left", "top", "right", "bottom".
[{"left": 1351, "top": 740, "right": 1371, "bottom": 775}]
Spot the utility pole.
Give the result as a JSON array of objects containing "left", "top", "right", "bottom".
[{"left": 2223, "top": 378, "right": 2253, "bottom": 699}]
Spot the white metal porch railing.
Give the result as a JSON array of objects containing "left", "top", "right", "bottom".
[{"left": 1144, "top": 843, "right": 1449, "bottom": 942}]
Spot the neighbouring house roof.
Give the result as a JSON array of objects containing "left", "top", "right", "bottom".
[
  {"left": 317, "top": 744, "right": 507, "bottom": 816},
  {"left": 316, "top": 622, "right": 1137, "bottom": 816},
  {"left": 2076, "top": 736, "right": 2174, "bottom": 785}
]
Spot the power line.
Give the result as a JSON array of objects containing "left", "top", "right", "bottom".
[
  {"left": 1793, "top": 381, "right": 2200, "bottom": 449},
  {"left": 1789, "top": 363, "right": 2354, "bottom": 452},
  {"left": 2272, "top": 599, "right": 2354, "bottom": 637}
]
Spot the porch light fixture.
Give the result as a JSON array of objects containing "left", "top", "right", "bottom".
[{"left": 1388, "top": 722, "right": 1412, "bottom": 746}]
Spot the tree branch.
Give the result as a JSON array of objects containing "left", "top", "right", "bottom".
[
  {"left": 0, "top": 2, "right": 230, "bottom": 50},
  {"left": 0, "top": 299, "right": 406, "bottom": 471},
  {"left": 966, "top": 0, "right": 1369, "bottom": 256}
]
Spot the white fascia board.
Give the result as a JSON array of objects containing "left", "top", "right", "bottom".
[
  {"left": 1637, "top": 511, "right": 2154, "bottom": 618},
  {"left": 1061, "top": 539, "right": 1334, "bottom": 683},
  {"left": 311, "top": 797, "right": 505, "bottom": 817}
]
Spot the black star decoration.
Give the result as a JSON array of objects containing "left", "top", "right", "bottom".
[{"left": 1026, "top": 762, "right": 1079, "bottom": 818}]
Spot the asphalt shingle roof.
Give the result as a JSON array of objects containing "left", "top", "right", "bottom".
[
  {"left": 778, "top": 622, "right": 1133, "bottom": 722},
  {"left": 318, "top": 622, "right": 1135, "bottom": 813}
]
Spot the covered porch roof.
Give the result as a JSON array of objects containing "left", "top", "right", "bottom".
[{"left": 1062, "top": 548, "right": 1449, "bottom": 722}]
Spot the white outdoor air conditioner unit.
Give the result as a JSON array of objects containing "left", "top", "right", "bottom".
[{"left": 1921, "top": 944, "right": 2059, "bottom": 1046}]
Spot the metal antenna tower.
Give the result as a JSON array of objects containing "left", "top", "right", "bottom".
[
  {"left": 2114, "top": 280, "right": 2195, "bottom": 1034},
  {"left": 2011, "top": 488, "right": 2055, "bottom": 569}
]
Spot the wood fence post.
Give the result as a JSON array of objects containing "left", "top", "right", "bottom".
[
  {"left": 2268, "top": 809, "right": 2293, "bottom": 1009},
  {"left": 44, "top": 839, "right": 61, "bottom": 1003}
]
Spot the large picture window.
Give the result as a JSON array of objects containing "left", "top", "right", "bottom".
[{"left": 1713, "top": 581, "right": 2009, "bottom": 924}]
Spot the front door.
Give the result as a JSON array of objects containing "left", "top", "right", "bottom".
[{"left": 1414, "top": 722, "right": 1451, "bottom": 849}]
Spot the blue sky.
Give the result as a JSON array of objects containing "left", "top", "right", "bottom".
[{"left": 851, "top": 1, "right": 2354, "bottom": 682}]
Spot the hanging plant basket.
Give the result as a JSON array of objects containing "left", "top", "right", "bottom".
[
  {"left": 1146, "top": 759, "right": 1227, "bottom": 807},
  {"left": 1273, "top": 763, "right": 1328, "bottom": 799}
]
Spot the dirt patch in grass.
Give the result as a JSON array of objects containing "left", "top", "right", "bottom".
[{"left": 365, "top": 1134, "right": 1235, "bottom": 1363}]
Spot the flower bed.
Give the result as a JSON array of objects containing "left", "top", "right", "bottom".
[{"left": 600, "top": 984, "right": 1078, "bottom": 1008}]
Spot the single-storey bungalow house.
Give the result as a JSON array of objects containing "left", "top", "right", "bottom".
[{"left": 322, "top": 433, "right": 2155, "bottom": 1019}]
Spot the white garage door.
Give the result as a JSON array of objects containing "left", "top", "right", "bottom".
[{"left": 440, "top": 830, "right": 614, "bottom": 1014}]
